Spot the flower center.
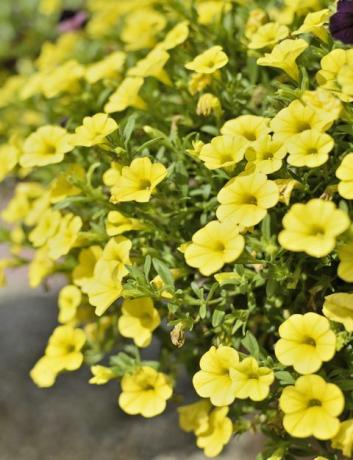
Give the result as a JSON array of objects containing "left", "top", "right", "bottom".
[
  {"left": 243, "top": 131, "right": 257, "bottom": 141},
  {"left": 242, "top": 194, "right": 258, "bottom": 205},
  {"left": 139, "top": 179, "right": 152, "bottom": 190},
  {"left": 214, "top": 241, "right": 226, "bottom": 252},
  {"left": 262, "top": 151, "right": 274, "bottom": 160},
  {"left": 308, "top": 398, "right": 321, "bottom": 407},
  {"left": 43, "top": 142, "right": 57, "bottom": 155},
  {"left": 308, "top": 225, "right": 325, "bottom": 237},
  {"left": 296, "top": 121, "right": 312, "bottom": 133},
  {"left": 302, "top": 336, "right": 316, "bottom": 346}
]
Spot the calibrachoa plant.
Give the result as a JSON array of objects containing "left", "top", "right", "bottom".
[{"left": 1, "top": 0, "right": 353, "bottom": 458}]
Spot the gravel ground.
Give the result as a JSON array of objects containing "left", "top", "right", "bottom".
[{"left": 0, "top": 248, "right": 263, "bottom": 460}]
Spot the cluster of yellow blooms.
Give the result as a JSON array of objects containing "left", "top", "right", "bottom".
[{"left": 2, "top": 0, "right": 353, "bottom": 458}]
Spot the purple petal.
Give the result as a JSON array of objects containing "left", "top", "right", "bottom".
[
  {"left": 330, "top": 12, "right": 353, "bottom": 44},
  {"left": 337, "top": 0, "right": 353, "bottom": 14}
]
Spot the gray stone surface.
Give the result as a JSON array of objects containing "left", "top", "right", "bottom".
[{"left": 0, "top": 261, "right": 263, "bottom": 460}]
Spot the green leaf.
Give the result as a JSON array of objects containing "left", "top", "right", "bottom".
[
  {"left": 152, "top": 258, "right": 175, "bottom": 288},
  {"left": 144, "top": 255, "right": 152, "bottom": 281},
  {"left": 123, "top": 114, "right": 138, "bottom": 146},
  {"left": 212, "top": 309, "right": 225, "bottom": 327},
  {"left": 275, "top": 371, "right": 295, "bottom": 385},
  {"left": 241, "top": 332, "right": 260, "bottom": 358}
]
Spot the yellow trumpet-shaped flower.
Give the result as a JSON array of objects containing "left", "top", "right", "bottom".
[
  {"left": 221, "top": 115, "right": 270, "bottom": 146},
  {"left": 128, "top": 48, "right": 171, "bottom": 85},
  {"left": 30, "top": 356, "right": 62, "bottom": 388},
  {"left": 332, "top": 419, "right": 353, "bottom": 458},
  {"left": 270, "top": 100, "right": 332, "bottom": 142},
  {"left": 110, "top": 157, "right": 167, "bottom": 203},
  {"left": 106, "top": 211, "right": 143, "bottom": 236},
  {"left": 157, "top": 21, "right": 189, "bottom": 50},
  {"left": 279, "top": 374, "right": 344, "bottom": 440},
  {"left": 199, "top": 135, "right": 247, "bottom": 170},
  {"left": 104, "top": 77, "right": 146, "bottom": 113},
  {"left": 278, "top": 199, "right": 350, "bottom": 258},
  {"left": 185, "top": 46, "right": 228, "bottom": 74},
  {"left": 95, "top": 236, "right": 132, "bottom": 280},
  {"left": 58, "top": 285, "right": 82, "bottom": 324},
  {"left": 193, "top": 345, "right": 240, "bottom": 406},
  {"left": 45, "top": 325, "right": 86, "bottom": 371},
  {"left": 323, "top": 293, "right": 353, "bottom": 332},
  {"left": 85, "top": 51, "right": 126, "bottom": 84},
  {"left": 89, "top": 365, "right": 115, "bottom": 385},
  {"left": 119, "top": 366, "right": 173, "bottom": 418},
  {"left": 293, "top": 9, "right": 330, "bottom": 43},
  {"left": 196, "top": 406, "right": 233, "bottom": 458},
  {"left": 248, "top": 22, "right": 289, "bottom": 50},
  {"left": 257, "top": 38, "right": 309, "bottom": 81},
  {"left": 47, "top": 213, "right": 83, "bottom": 260},
  {"left": 86, "top": 267, "right": 123, "bottom": 316},
  {"left": 20, "top": 125, "right": 73, "bottom": 167},
  {"left": 337, "top": 242, "right": 353, "bottom": 282},
  {"left": 286, "top": 130, "right": 334, "bottom": 168},
  {"left": 245, "top": 135, "right": 287, "bottom": 174},
  {"left": 336, "top": 153, "right": 353, "bottom": 199},
  {"left": 118, "top": 297, "right": 161, "bottom": 348},
  {"left": 275, "top": 313, "right": 336, "bottom": 374},
  {"left": 178, "top": 400, "right": 211, "bottom": 433},
  {"left": 230, "top": 357, "right": 274, "bottom": 401},
  {"left": 217, "top": 173, "right": 279, "bottom": 227},
  {"left": 29, "top": 208, "right": 61, "bottom": 247},
  {"left": 72, "top": 113, "right": 118, "bottom": 147},
  {"left": 73, "top": 246, "right": 102, "bottom": 290},
  {"left": 184, "top": 220, "right": 245, "bottom": 276}
]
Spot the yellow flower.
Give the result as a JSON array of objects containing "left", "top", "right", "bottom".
[
  {"left": 58, "top": 285, "right": 82, "bottom": 324},
  {"left": 20, "top": 125, "right": 73, "bottom": 167},
  {"left": 95, "top": 236, "right": 132, "bottom": 280},
  {"left": 119, "top": 366, "right": 173, "bottom": 417},
  {"left": 248, "top": 22, "right": 289, "bottom": 50},
  {"left": 199, "top": 135, "right": 247, "bottom": 170},
  {"left": 336, "top": 153, "right": 353, "bottom": 199},
  {"left": 221, "top": 115, "right": 270, "bottom": 147},
  {"left": 245, "top": 135, "right": 287, "bottom": 174},
  {"left": 48, "top": 213, "right": 82, "bottom": 260},
  {"left": 41, "top": 60, "right": 85, "bottom": 99},
  {"left": 128, "top": 48, "right": 171, "bottom": 85},
  {"left": 30, "top": 356, "right": 62, "bottom": 388},
  {"left": 257, "top": 39, "right": 309, "bottom": 81},
  {"left": 89, "top": 365, "right": 115, "bottom": 385},
  {"left": 217, "top": 173, "right": 279, "bottom": 227},
  {"left": 157, "top": 21, "right": 189, "bottom": 50},
  {"left": 196, "top": 406, "right": 233, "bottom": 458},
  {"left": 85, "top": 51, "right": 126, "bottom": 84},
  {"left": 110, "top": 157, "right": 167, "bottom": 203},
  {"left": 178, "top": 400, "right": 211, "bottom": 433},
  {"left": 104, "top": 77, "right": 146, "bottom": 113},
  {"left": 278, "top": 199, "right": 350, "bottom": 258},
  {"left": 245, "top": 8, "right": 267, "bottom": 39},
  {"left": 86, "top": 267, "right": 123, "bottom": 316},
  {"left": 0, "top": 143, "right": 20, "bottom": 182},
  {"left": 188, "top": 73, "right": 212, "bottom": 95},
  {"left": 106, "top": 211, "right": 143, "bottom": 236},
  {"left": 103, "top": 161, "right": 123, "bottom": 186},
  {"left": 50, "top": 164, "right": 85, "bottom": 204},
  {"left": 73, "top": 246, "right": 103, "bottom": 290},
  {"left": 301, "top": 89, "right": 342, "bottom": 124},
  {"left": 121, "top": 9, "right": 166, "bottom": 51},
  {"left": 316, "top": 49, "right": 353, "bottom": 102},
  {"left": 279, "top": 374, "right": 344, "bottom": 440},
  {"left": 118, "top": 297, "right": 161, "bottom": 347},
  {"left": 184, "top": 220, "right": 245, "bottom": 276},
  {"left": 270, "top": 100, "right": 332, "bottom": 142},
  {"left": 197, "top": 1, "right": 232, "bottom": 25},
  {"left": 230, "top": 357, "right": 274, "bottom": 401},
  {"left": 45, "top": 325, "right": 86, "bottom": 371},
  {"left": 196, "top": 93, "right": 221, "bottom": 117},
  {"left": 286, "top": 130, "right": 334, "bottom": 168},
  {"left": 332, "top": 419, "right": 353, "bottom": 458},
  {"left": 275, "top": 312, "right": 336, "bottom": 374},
  {"left": 28, "top": 208, "right": 61, "bottom": 247},
  {"left": 192, "top": 345, "right": 240, "bottom": 406},
  {"left": 338, "top": 242, "right": 353, "bottom": 282},
  {"left": 72, "top": 113, "right": 118, "bottom": 147},
  {"left": 293, "top": 9, "right": 330, "bottom": 43},
  {"left": 337, "top": 65, "right": 353, "bottom": 99},
  {"left": 275, "top": 178, "right": 300, "bottom": 206},
  {"left": 185, "top": 46, "right": 229, "bottom": 74},
  {"left": 28, "top": 247, "right": 54, "bottom": 288},
  {"left": 323, "top": 293, "right": 353, "bottom": 332}
]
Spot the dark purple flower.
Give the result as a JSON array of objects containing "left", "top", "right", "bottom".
[{"left": 329, "top": 0, "right": 353, "bottom": 44}]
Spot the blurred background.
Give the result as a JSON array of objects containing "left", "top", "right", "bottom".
[{"left": 0, "top": 1, "right": 263, "bottom": 458}]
